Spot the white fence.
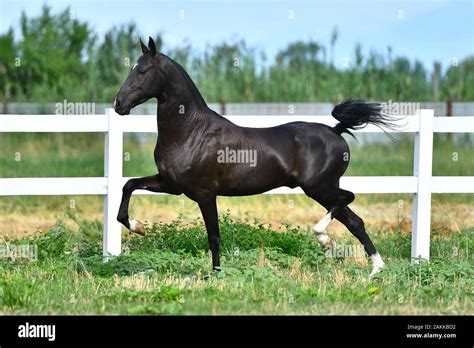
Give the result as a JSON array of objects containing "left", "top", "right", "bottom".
[{"left": 1, "top": 109, "right": 473, "bottom": 263}]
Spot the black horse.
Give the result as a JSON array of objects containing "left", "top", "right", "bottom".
[{"left": 114, "top": 37, "right": 396, "bottom": 277}]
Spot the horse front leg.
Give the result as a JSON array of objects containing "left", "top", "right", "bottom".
[
  {"left": 196, "top": 195, "right": 221, "bottom": 271},
  {"left": 117, "top": 173, "right": 180, "bottom": 235}
]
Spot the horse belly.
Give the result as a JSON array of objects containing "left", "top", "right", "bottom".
[{"left": 216, "top": 162, "right": 289, "bottom": 196}]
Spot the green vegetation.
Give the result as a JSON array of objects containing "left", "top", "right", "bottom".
[
  {"left": 1, "top": 5, "right": 473, "bottom": 105},
  {"left": 0, "top": 212, "right": 471, "bottom": 314}
]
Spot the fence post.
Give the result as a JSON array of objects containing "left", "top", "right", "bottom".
[
  {"left": 411, "top": 109, "right": 434, "bottom": 263},
  {"left": 103, "top": 108, "right": 123, "bottom": 261}
]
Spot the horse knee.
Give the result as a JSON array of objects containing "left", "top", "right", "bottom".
[
  {"left": 335, "top": 190, "right": 355, "bottom": 207},
  {"left": 122, "top": 179, "right": 136, "bottom": 193},
  {"left": 311, "top": 189, "right": 355, "bottom": 210},
  {"left": 346, "top": 191, "right": 355, "bottom": 205},
  {"left": 117, "top": 212, "right": 129, "bottom": 225}
]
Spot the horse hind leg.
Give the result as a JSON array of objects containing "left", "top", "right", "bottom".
[
  {"left": 296, "top": 133, "right": 382, "bottom": 274},
  {"left": 306, "top": 187, "right": 384, "bottom": 276},
  {"left": 335, "top": 206, "right": 385, "bottom": 277},
  {"left": 304, "top": 186, "right": 355, "bottom": 249}
]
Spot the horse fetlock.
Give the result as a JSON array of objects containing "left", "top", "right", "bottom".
[
  {"left": 129, "top": 219, "right": 146, "bottom": 236},
  {"left": 369, "top": 253, "right": 385, "bottom": 277},
  {"left": 316, "top": 233, "right": 333, "bottom": 250},
  {"left": 313, "top": 212, "right": 334, "bottom": 248}
]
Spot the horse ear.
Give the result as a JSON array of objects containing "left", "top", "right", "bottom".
[
  {"left": 148, "top": 36, "right": 157, "bottom": 55},
  {"left": 140, "top": 38, "right": 149, "bottom": 54}
]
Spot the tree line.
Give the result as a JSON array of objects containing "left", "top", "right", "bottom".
[{"left": 0, "top": 5, "right": 473, "bottom": 106}]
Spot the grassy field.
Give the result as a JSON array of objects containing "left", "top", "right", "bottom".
[
  {"left": 0, "top": 132, "right": 473, "bottom": 314},
  {"left": 0, "top": 212, "right": 472, "bottom": 315}
]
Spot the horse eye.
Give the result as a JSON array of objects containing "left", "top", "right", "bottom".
[{"left": 138, "top": 68, "right": 146, "bottom": 74}]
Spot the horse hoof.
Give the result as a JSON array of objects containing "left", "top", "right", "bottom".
[
  {"left": 129, "top": 219, "right": 146, "bottom": 236},
  {"left": 323, "top": 240, "right": 334, "bottom": 252},
  {"left": 316, "top": 233, "right": 333, "bottom": 250},
  {"left": 369, "top": 265, "right": 384, "bottom": 278}
]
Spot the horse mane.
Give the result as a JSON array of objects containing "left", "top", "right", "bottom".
[{"left": 160, "top": 54, "right": 207, "bottom": 108}]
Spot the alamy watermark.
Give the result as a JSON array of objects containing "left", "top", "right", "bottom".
[
  {"left": 55, "top": 99, "right": 96, "bottom": 115},
  {"left": 0, "top": 242, "right": 38, "bottom": 261},
  {"left": 325, "top": 242, "right": 364, "bottom": 259},
  {"left": 381, "top": 100, "right": 420, "bottom": 116},
  {"left": 18, "top": 322, "right": 55, "bottom": 341},
  {"left": 217, "top": 147, "right": 258, "bottom": 167}
]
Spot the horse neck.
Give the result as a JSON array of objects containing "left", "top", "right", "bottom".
[{"left": 156, "top": 57, "right": 213, "bottom": 140}]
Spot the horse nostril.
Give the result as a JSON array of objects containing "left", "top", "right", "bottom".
[{"left": 114, "top": 98, "right": 121, "bottom": 109}]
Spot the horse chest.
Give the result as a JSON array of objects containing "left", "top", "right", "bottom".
[{"left": 155, "top": 146, "right": 193, "bottom": 182}]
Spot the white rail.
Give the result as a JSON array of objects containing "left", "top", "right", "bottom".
[{"left": 1, "top": 109, "right": 473, "bottom": 262}]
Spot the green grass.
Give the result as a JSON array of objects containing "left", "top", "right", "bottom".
[{"left": 0, "top": 212, "right": 472, "bottom": 315}]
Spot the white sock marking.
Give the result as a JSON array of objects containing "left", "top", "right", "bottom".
[
  {"left": 312, "top": 213, "right": 333, "bottom": 247},
  {"left": 129, "top": 219, "right": 139, "bottom": 232},
  {"left": 316, "top": 233, "right": 330, "bottom": 245},
  {"left": 313, "top": 212, "right": 332, "bottom": 234},
  {"left": 369, "top": 253, "right": 385, "bottom": 277}
]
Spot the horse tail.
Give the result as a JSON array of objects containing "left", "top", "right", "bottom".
[{"left": 331, "top": 99, "right": 400, "bottom": 139}]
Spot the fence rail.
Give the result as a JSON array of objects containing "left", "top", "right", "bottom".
[{"left": 1, "top": 109, "right": 473, "bottom": 262}]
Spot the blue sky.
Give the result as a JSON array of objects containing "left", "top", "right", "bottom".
[{"left": 1, "top": 0, "right": 472, "bottom": 71}]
